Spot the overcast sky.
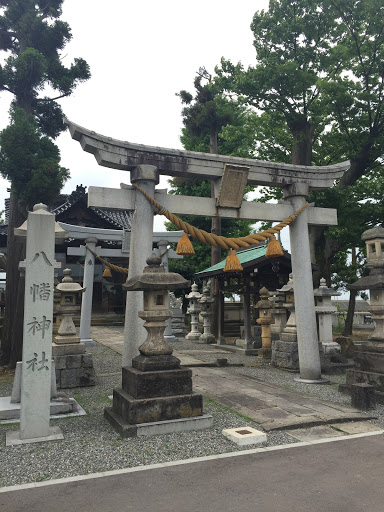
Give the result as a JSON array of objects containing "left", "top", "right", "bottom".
[
  {"left": 0, "top": 0, "right": 272, "bottom": 230},
  {"left": 7, "top": 0, "right": 332, "bottom": 273}
]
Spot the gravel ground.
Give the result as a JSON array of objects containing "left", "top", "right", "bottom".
[{"left": 0, "top": 340, "right": 382, "bottom": 488}]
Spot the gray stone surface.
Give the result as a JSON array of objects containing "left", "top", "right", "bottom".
[
  {"left": 18, "top": 204, "right": 56, "bottom": 442},
  {"left": 351, "top": 383, "right": 376, "bottom": 411}
]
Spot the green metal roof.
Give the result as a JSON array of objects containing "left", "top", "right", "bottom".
[{"left": 195, "top": 243, "right": 268, "bottom": 275}]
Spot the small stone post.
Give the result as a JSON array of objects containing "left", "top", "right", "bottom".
[
  {"left": 185, "top": 283, "right": 202, "bottom": 341},
  {"left": 7, "top": 204, "right": 63, "bottom": 445},
  {"left": 198, "top": 286, "right": 215, "bottom": 344},
  {"left": 256, "top": 287, "right": 272, "bottom": 360}
]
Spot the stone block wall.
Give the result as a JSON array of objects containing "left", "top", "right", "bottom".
[
  {"left": 53, "top": 352, "right": 96, "bottom": 388},
  {"left": 271, "top": 335, "right": 299, "bottom": 370}
]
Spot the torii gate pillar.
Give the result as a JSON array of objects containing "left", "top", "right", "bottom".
[
  {"left": 124, "top": 165, "right": 159, "bottom": 367},
  {"left": 79, "top": 237, "right": 98, "bottom": 344},
  {"left": 284, "top": 184, "right": 322, "bottom": 381}
]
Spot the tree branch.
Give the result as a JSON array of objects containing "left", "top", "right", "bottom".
[{"left": 37, "top": 92, "right": 71, "bottom": 102}]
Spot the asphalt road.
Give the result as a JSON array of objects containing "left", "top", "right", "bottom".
[{"left": 1, "top": 433, "right": 383, "bottom": 512}]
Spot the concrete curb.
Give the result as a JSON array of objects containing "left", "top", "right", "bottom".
[{"left": 1, "top": 429, "right": 382, "bottom": 494}]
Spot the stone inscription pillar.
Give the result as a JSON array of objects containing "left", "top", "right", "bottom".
[
  {"left": 123, "top": 165, "right": 159, "bottom": 367},
  {"left": 284, "top": 184, "right": 322, "bottom": 381},
  {"left": 7, "top": 204, "right": 63, "bottom": 444},
  {"left": 79, "top": 237, "right": 97, "bottom": 344}
]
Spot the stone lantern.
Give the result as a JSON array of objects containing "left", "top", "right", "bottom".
[
  {"left": 198, "top": 286, "right": 215, "bottom": 344},
  {"left": 269, "top": 289, "right": 287, "bottom": 335},
  {"left": 55, "top": 268, "right": 85, "bottom": 344},
  {"left": 256, "top": 287, "right": 272, "bottom": 359},
  {"left": 346, "top": 227, "right": 384, "bottom": 403},
  {"left": 271, "top": 274, "right": 299, "bottom": 370},
  {"left": 279, "top": 274, "right": 297, "bottom": 334},
  {"left": 52, "top": 268, "right": 95, "bottom": 389},
  {"left": 104, "top": 254, "right": 213, "bottom": 437},
  {"left": 186, "top": 282, "right": 202, "bottom": 341},
  {"left": 314, "top": 278, "right": 341, "bottom": 354}
]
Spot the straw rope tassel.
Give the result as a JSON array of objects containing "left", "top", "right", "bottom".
[
  {"left": 224, "top": 250, "right": 243, "bottom": 272},
  {"left": 265, "top": 234, "right": 284, "bottom": 258},
  {"left": 176, "top": 232, "right": 195, "bottom": 255}
]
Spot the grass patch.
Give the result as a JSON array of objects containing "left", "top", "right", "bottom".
[{"left": 203, "top": 396, "right": 255, "bottom": 423}]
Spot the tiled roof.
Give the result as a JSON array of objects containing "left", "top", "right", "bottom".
[
  {"left": 196, "top": 243, "right": 269, "bottom": 276},
  {"left": 1, "top": 185, "right": 132, "bottom": 232}
]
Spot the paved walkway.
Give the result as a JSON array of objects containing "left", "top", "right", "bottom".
[
  {"left": 90, "top": 326, "right": 377, "bottom": 437},
  {"left": 1, "top": 433, "right": 384, "bottom": 512}
]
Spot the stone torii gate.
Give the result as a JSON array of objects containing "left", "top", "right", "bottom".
[{"left": 66, "top": 119, "right": 349, "bottom": 382}]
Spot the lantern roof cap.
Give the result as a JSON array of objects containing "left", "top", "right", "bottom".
[
  {"left": 56, "top": 268, "right": 85, "bottom": 293},
  {"left": 314, "top": 277, "right": 341, "bottom": 296},
  {"left": 123, "top": 253, "right": 190, "bottom": 291},
  {"left": 362, "top": 226, "right": 384, "bottom": 241}
]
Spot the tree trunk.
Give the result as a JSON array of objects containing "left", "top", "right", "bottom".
[
  {"left": 0, "top": 193, "right": 27, "bottom": 368},
  {"left": 291, "top": 122, "right": 315, "bottom": 166},
  {"left": 342, "top": 289, "right": 357, "bottom": 337},
  {"left": 343, "top": 247, "right": 358, "bottom": 337}
]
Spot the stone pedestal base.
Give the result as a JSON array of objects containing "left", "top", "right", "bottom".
[
  {"left": 105, "top": 354, "right": 206, "bottom": 438},
  {"left": 321, "top": 341, "right": 341, "bottom": 354},
  {"left": 186, "top": 332, "right": 201, "bottom": 341},
  {"left": 171, "top": 311, "right": 187, "bottom": 338},
  {"left": 258, "top": 347, "right": 272, "bottom": 360},
  {"left": 343, "top": 343, "right": 384, "bottom": 404},
  {"left": 52, "top": 342, "right": 96, "bottom": 388},
  {"left": 271, "top": 334, "right": 299, "bottom": 370},
  {"left": 6, "top": 426, "right": 64, "bottom": 446},
  {"left": 199, "top": 333, "right": 216, "bottom": 344},
  {"left": 351, "top": 383, "right": 376, "bottom": 410}
]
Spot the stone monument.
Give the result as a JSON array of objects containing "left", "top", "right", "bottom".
[
  {"left": 104, "top": 254, "right": 213, "bottom": 436},
  {"left": 7, "top": 204, "right": 64, "bottom": 445}
]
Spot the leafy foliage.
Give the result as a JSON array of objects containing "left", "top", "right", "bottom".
[
  {"left": 0, "top": 0, "right": 90, "bottom": 206},
  {"left": 213, "top": 0, "right": 384, "bottom": 290},
  {"left": 0, "top": 108, "right": 69, "bottom": 205},
  {"left": 170, "top": 69, "right": 256, "bottom": 279}
]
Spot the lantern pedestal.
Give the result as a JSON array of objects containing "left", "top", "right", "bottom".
[
  {"left": 104, "top": 254, "right": 213, "bottom": 437},
  {"left": 343, "top": 227, "right": 384, "bottom": 405},
  {"left": 104, "top": 350, "right": 212, "bottom": 437}
]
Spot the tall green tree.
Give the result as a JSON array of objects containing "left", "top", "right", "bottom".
[
  {"left": 0, "top": 0, "right": 90, "bottom": 367},
  {"left": 171, "top": 67, "right": 255, "bottom": 328},
  {"left": 215, "top": 0, "right": 384, "bottom": 328}
]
